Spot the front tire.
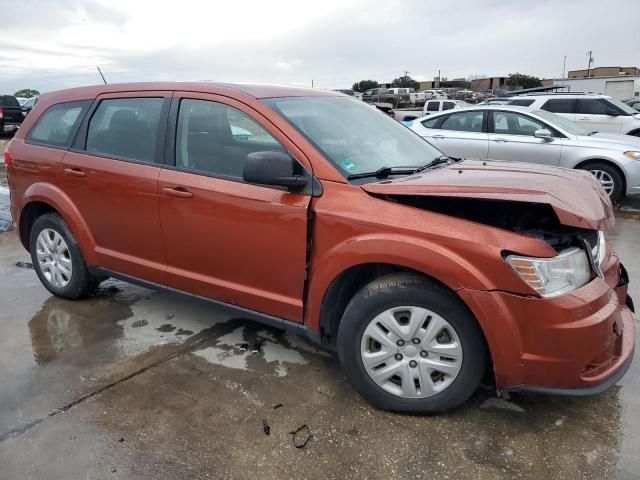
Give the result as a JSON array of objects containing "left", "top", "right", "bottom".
[
  {"left": 337, "top": 274, "right": 488, "bottom": 414},
  {"left": 577, "top": 161, "right": 624, "bottom": 203},
  {"left": 30, "top": 213, "right": 100, "bottom": 299}
]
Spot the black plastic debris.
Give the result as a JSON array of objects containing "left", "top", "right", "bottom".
[
  {"left": 288, "top": 424, "right": 312, "bottom": 449},
  {"left": 251, "top": 342, "right": 263, "bottom": 354},
  {"left": 272, "top": 403, "right": 283, "bottom": 410},
  {"left": 15, "top": 261, "right": 34, "bottom": 269},
  {"left": 262, "top": 419, "right": 270, "bottom": 435},
  {"left": 237, "top": 343, "right": 249, "bottom": 353}
]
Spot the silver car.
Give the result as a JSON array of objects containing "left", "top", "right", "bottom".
[{"left": 409, "top": 105, "right": 640, "bottom": 202}]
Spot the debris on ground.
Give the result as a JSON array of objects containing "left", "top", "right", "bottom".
[
  {"left": 237, "top": 343, "right": 249, "bottom": 353},
  {"left": 272, "top": 403, "right": 283, "bottom": 410},
  {"left": 480, "top": 396, "right": 525, "bottom": 413},
  {"left": 15, "top": 261, "right": 34, "bottom": 269},
  {"left": 288, "top": 424, "right": 312, "bottom": 449},
  {"left": 130, "top": 319, "right": 149, "bottom": 328},
  {"left": 262, "top": 419, "right": 270, "bottom": 435},
  {"left": 251, "top": 342, "right": 263, "bottom": 354}
]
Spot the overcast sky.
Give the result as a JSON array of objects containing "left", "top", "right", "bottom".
[{"left": 1, "top": 0, "right": 639, "bottom": 94}]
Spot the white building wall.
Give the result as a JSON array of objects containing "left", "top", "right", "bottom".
[{"left": 553, "top": 76, "right": 640, "bottom": 99}]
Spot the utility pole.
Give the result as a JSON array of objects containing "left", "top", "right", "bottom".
[
  {"left": 562, "top": 56, "right": 567, "bottom": 79},
  {"left": 311, "top": 79, "right": 314, "bottom": 88},
  {"left": 587, "top": 50, "right": 594, "bottom": 78}
]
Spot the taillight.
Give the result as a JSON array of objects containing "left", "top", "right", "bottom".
[
  {"left": 4, "top": 150, "right": 11, "bottom": 166},
  {"left": 0, "top": 106, "right": 4, "bottom": 119}
]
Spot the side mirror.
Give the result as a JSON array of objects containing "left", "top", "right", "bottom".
[
  {"left": 607, "top": 109, "right": 620, "bottom": 116},
  {"left": 534, "top": 128, "right": 553, "bottom": 141},
  {"left": 243, "top": 151, "right": 308, "bottom": 190}
]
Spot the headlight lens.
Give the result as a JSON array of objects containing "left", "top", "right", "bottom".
[
  {"left": 624, "top": 151, "right": 640, "bottom": 160},
  {"left": 506, "top": 248, "right": 591, "bottom": 297}
]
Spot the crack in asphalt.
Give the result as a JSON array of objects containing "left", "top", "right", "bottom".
[{"left": 0, "top": 327, "right": 216, "bottom": 443}]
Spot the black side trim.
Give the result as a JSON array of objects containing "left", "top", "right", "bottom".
[
  {"left": 89, "top": 267, "right": 323, "bottom": 346},
  {"left": 502, "top": 350, "right": 634, "bottom": 397}
]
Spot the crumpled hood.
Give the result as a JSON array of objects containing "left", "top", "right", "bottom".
[{"left": 362, "top": 160, "right": 614, "bottom": 230}]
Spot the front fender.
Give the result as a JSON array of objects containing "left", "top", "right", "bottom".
[
  {"left": 21, "top": 182, "right": 98, "bottom": 264},
  {"left": 304, "top": 232, "right": 496, "bottom": 332}
]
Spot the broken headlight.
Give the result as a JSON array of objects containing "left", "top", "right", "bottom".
[{"left": 506, "top": 248, "right": 591, "bottom": 297}]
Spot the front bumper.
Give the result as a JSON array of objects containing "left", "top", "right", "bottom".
[{"left": 459, "top": 251, "right": 635, "bottom": 394}]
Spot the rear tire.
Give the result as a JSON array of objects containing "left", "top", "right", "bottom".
[
  {"left": 29, "top": 213, "right": 101, "bottom": 299},
  {"left": 577, "top": 161, "right": 624, "bottom": 203},
  {"left": 337, "top": 273, "right": 487, "bottom": 414}
]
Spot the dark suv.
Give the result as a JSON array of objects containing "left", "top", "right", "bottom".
[{"left": 0, "top": 94, "right": 24, "bottom": 135}]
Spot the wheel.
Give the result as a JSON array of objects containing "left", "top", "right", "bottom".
[
  {"left": 337, "top": 274, "right": 488, "bottom": 414},
  {"left": 578, "top": 162, "right": 624, "bottom": 203},
  {"left": 29, "top": 212, "right": 101, "bottom": 299}
]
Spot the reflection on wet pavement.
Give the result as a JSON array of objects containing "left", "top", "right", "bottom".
[{"left": 0, "top": 219, "right": 639, "bottom": 479}]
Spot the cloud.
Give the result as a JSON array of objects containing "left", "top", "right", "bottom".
[{"left": 0, "top": 0, "right": 638, "bottom": 93}]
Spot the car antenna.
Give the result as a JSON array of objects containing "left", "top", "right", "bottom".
[{"left": 96, "top": 66, "right": 108, "bottom": 85}]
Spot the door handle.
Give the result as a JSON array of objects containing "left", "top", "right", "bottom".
[
  {"left": 578, "top": 117, "right": 591, "bottom": 121},
  {"left": 492, "top": 138, "right": 509, "bottom": 143},
  {"left": 432, "top": 135, "right": 446, "bottom": 139},
  {"left": 64, "top": 168, "right": 86, "bottom": 177},
  {"left": 162, "top": 186, "right": 193, "bottom": 198}
]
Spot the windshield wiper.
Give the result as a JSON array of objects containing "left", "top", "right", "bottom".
[
  {"left": 416, "top": 155, "right": 462, "bottom": 172},
  {"left": 347, "top": 166, "right": 420, "bottom": 180},
  {"left": 347, "top": 156, "right": 463, "bottom": 180}
]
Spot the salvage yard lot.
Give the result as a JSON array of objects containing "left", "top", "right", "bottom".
[{"left": 0, "top": 200, "right": 639, "bottom": 479}]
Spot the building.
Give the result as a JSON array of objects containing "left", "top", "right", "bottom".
[
  {"left": 568, "top": 66, "right": 640, "bottom": 79},
  {"left": 470, "top": 77, "right": 507, "bottom": 92}
]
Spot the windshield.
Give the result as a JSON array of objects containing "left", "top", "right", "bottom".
[
  {"left": 263, "top": 96, "right": 443, "bottom": 177},
  {"left": 607, "top": 97, "right": 639, "bottom": 115},
  {"left": 532, "top": 109, "right": 592, "bottom": 136}
]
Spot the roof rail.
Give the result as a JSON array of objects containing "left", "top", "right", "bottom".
[{"left": 515, "top": 91, "right": 597, "bottom": 97}]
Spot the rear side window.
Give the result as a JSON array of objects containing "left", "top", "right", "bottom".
[
  {"left": 577, "top": 99, "right": 611, "bottom": 115},
  {"left": 440, "top": 111, "right": 484, "bottom": 132},
  {"left": 86, "top": 98, "right": 164, "bottom": 163},
  {"left": 443, "top": 101, "right": 455, "bottom": 110},
  {"left": 541, "top": 99, "right": 575, "bottom": 113},
  {"left": 426, "top": 101, "right": 440, "bottom": 112},
  {"left": 509, "top": 99, "right": 535, "bottom": 107},
  {"left": 26, "top": 101, "right": 90, "bottom": 147}
]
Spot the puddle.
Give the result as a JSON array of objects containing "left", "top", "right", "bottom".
[{"left": 193, "top": 323, "right": 325, "bottom": 377}]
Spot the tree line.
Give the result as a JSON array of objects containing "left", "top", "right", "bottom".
[{"left": 351, "top": 73, "right": 542, "bottom": 92}]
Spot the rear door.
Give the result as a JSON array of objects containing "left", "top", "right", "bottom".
[
  {"left": 425, "top": 110, "right": 489, "bottom": 159},
  {"left": 157, "top": 92, "right": 311, "bottom": 321},
  {"left": 576, "top": 98, "right": 623, "bottom": 134},
  {"left": 61, "top": 91, "right": 171, "bottom": 283},
  {"left": 487, "top": 110, "right": 561, "bottom": 166},
  {"left": 540, "top": 98, "right": 577, "bottom": 123}
]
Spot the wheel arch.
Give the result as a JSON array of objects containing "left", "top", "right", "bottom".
[
  {"left": 19, "top": 183, "right": 97, "bottom": 263},
  {"left": 573, "top": 158, "right": 627, "bottom": 195}
]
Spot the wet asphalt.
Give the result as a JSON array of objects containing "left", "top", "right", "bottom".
[{"left": 0, "top": 208, "right": 638, "bottom": 479}]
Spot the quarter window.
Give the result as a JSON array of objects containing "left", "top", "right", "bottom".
[
  {"left": 509, "top": 99, "right": 535, "bottom": 107},
  {"left": 421, "top": 116, "right": 441, "bottom": 128},
  {"left": 86, "top": 98, "right": 164, "bottom": 163},
  {"left": 440, "top": 111, "right": 484, "bottom": 132},
  {"left": 443, "top": 101, "right": 455, "bottom": 110},
  {"left": 175, "top": 99, "right": 284, "bottom": 179},
  {"left": 27, "top": 101, "right": 89, "bottom": 147},
  {"left": 492, "top": 112, "right": 545, "bottom": 136},
  {"left": 541, "top": 98, "right": 575, "bottom": 114}
]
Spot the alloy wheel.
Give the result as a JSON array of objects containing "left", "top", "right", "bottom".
[
  {"left": 36, "top": 228, "right": 73, "bottom": 288},
  {"left": 360, "top": 306, "right": 463, "bottom": 398},
  {"left": 590, "top": 169, "right": 615, "bottom": 196}
]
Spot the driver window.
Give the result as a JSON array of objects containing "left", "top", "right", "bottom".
[{"left": 493, "top": 112, "right": 544, "bottom": 136}]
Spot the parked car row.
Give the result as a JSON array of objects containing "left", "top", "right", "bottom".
[{"left": 5, "top": 82, "right": 634, "bottom": 414}]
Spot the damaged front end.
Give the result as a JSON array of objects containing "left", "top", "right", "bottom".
[{"left": 380, "top": 195, "right": 608, "bottom": 297}]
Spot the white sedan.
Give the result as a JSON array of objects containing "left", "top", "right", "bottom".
[{"left": 409, "top": 105, "right": 640, "bottom": 202}]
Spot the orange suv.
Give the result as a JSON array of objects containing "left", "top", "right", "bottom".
[{"left": 5, "top": 83, "right": 635, "bottom": 413}]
